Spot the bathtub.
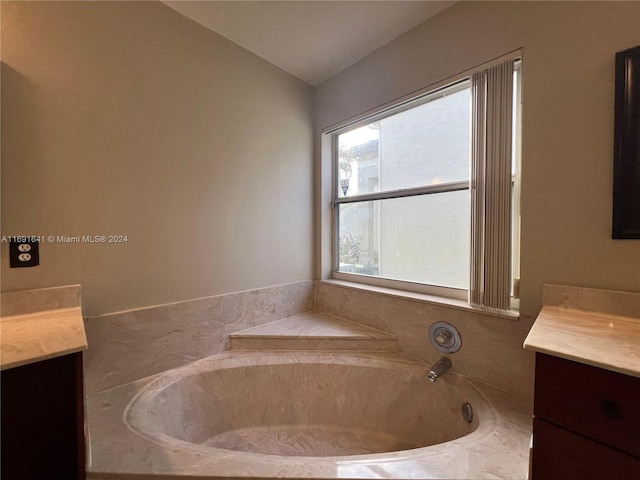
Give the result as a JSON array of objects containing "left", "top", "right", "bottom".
[{"left": 87, "top": 352, "right": 532, "bottom": 479}]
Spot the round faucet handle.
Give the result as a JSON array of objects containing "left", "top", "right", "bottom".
[{"left": 429, "top": 321, "right": 462, "bottom": 353}]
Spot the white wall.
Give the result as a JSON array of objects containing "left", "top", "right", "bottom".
[
  {"left": 315, "top": 1, "right": 640, "bottom": 317},
  {"left": 1, "top": 1, "right": 315, "bottom": 315}
]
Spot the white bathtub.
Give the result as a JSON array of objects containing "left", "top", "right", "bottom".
[{"left": 88, "top": 352, "right": 532, "bottom": 479}]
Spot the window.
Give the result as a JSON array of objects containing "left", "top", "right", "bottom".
[{"left": 330, "top": 56, "right": 521, "bottom": 311}]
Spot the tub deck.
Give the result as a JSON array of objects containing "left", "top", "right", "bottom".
[{"left": 86, "top": 350, "right": 532, "bottom": 480}]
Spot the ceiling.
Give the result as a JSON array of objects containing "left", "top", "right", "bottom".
[{"left": 163, "top": 1, "right": 455, "bottom": 86}]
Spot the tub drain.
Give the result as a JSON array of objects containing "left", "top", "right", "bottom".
[{"left": 461, "top": 402, "right": 473, "bottom": 423}]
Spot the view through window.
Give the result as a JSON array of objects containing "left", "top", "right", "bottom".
[
  {"left": 336, "top": 82, "right": 471, "bottom": 290},
  {"left": 334, "top": 62, "right": 521, "bottom": 302}
]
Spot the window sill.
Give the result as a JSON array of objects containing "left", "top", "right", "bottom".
[{"left": 320, "top": 279, "right": 520, "bottom": 321}]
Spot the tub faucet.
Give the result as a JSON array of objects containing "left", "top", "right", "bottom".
[{"left": 427, "top": 357, "right": 452, "bottom": 382}]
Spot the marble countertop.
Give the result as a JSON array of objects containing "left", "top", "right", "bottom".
[
  {"left": 524, "top": 305, "right": 640, "bottom": 378},
  {"left": 1, "top": 286, "right": 87, "bottom": 370}
]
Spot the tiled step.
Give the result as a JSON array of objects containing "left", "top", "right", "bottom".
[{"left": 229, "top": 311, "right": 397, "bottom": 352}]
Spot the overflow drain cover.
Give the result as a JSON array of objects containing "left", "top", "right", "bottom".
[{"left": 462, "top": 402, "right": 473, "bottom": 423}]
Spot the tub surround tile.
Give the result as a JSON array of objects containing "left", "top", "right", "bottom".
[
  {"left": 87, "top": 351, "right": 532, "bottom": 480},
  {"left": 230, "top": 311, "right": 398, "bottom": 351},
  {"left": 1, "top": 285, "right": 87, "bottom": 370},
  {"left": 84, "top": 281, "right": 314, "bottom": 394},
  {"left": 525, "top": 285, "right": 640, "bottom": 377},
  {"left": 85, "top": 278, "right": 535, "bottom": 398},
  {"left": 323, "top": 279, "right": 520, "bottom": 320},
  {"left": 314, "top": 281, "right": 535, "bottom": 401}
]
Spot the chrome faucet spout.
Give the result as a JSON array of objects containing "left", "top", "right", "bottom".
[{"left": 427, "top": 357, "right": 452, "bottom": 382}]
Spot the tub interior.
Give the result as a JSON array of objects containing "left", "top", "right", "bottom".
[{"left": 127, "top": 362, "right": 481, "bottom": 457}]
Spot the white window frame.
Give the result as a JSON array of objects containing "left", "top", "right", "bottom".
[{"left": 325, "top": 52, "right": 522, "bottom": 309}]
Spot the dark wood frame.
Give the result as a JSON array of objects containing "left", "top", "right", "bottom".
[{"left": 613, "top": 45, "right": 640, "bottom": 239}]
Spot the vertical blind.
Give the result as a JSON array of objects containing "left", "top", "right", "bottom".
[{"left": 470, "top": 59, "right": 514, "bottom": 311}]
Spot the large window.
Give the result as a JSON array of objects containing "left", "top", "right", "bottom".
[{"left": 331, "top": 57, "right": 521, "bottom": 310}]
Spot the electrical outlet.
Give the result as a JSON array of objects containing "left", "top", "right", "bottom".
[{"left": 9, "top": 240, "right": 39, "bottom": 268}]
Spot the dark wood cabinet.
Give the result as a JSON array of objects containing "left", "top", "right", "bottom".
[
  {"left": 1, "top": 352, "right": 86, "bottom": 480},
  {"left": 531, "top": 353, "right": 640, "bottom": 480}
]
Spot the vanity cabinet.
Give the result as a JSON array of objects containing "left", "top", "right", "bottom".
[
  {"left": 1, "top": 351, "right": 86, "bottom": 480},
  {"left": 524, "top": 285, "right": 640, "bottom": 480},
  {"left": 531, "top": 353, "right": 640, "bottom": 480},
  {"left": 0, "top": 285, "right": 88, "bottom": 480}
]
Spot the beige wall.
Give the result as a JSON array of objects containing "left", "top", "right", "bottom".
[
  {"left": 315, "top": 1, "right": 640, "bottom": 318},
  {"left": 3, "top": 1, "right": 639, "bottom": 320},
  {"left": 1, "top": 1, "right": 314, "bottom": 316}
]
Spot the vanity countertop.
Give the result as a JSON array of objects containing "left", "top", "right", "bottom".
[
  {"left": 524, "top": 285, "right": 640, "bottom": 378},
  {"left": 1, "top": 286, "right": 87, "bottom": 370}
]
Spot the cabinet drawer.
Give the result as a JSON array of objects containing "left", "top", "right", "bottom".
[
  {"left": 534, "top": 353, "right": 640, "bottom": 458},
  {"left": 532, "top": 418, "right": 640, "bottom": 480}
]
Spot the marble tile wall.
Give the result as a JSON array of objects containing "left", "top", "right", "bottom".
[
  {"left": 314, "top": 281, "right": 536, "bottom": 400},
  {"left": 84, "top": 281, "right": 314, "bottom": 394},
  {"left": 543, "top": 283, "right": 640, "bottom": 319},
  {"left": 85, "top": 278, "right": 535, "bottom": 399}
]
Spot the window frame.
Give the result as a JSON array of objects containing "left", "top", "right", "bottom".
[{"left": 324, "top": 52, "right": 522, "bottom": 308}]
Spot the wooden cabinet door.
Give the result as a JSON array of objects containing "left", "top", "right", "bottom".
[
  {"left": 532, "top": 418, "right": 640, "bottom": 480},
  {"left": 1, "top": 352, "right": 85, "bottom": 480},
  {"left": 534, "top": 353, "right": 640, "bottom": 457}
]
